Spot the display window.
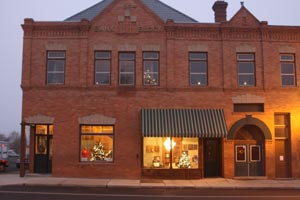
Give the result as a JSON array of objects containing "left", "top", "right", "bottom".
[
  {"left": 80, "top": 125, "right": 114, "bottom": 162},
  {"left": 143, "top": 137, "right": 199, "bottom": 169}
]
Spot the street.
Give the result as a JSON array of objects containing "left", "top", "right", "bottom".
[{"left": 0, "top": 186, "right": 300, "bottom": 200}]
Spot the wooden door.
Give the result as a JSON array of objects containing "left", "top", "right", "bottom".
[
  {"left": 204, "top": 139, "right": 221, "bottom": 177},
  {"left": 275, "top": 139, "right": 291, "bottom": 178},
  {"left": 274, "top": 114, "right": 291, "bottom": 178}
]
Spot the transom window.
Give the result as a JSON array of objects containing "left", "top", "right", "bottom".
[
  {"left": 80, "top": 125, "right": 114, "bottom": 162},
  {"left": 237, "top": 53, "right": 255, "bottom": 87},
  {"left": 95, "top": 51, "right": 111, "bottom": 85},
  {"left": 189, "top": 52, "right": 208, "bottom": 86},
  {"left": 47, "top": 51, "right": 65, "bottom": 84},
  {"left": 280, "top": 54, "right": 295, "bottom": 86},
  {"left": 143, "top": 52, "right": 159, "bottom": 85},
  {"left": 119, "top": 52, "right": 135, "bottom": 86}
]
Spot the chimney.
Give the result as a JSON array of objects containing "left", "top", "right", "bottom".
[{"left": 212, "top": 0, "right": 228, "bottom": 23}]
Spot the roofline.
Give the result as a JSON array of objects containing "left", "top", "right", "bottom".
[{"left": 155, "top": 0, "right": 198, "bottom": 23}]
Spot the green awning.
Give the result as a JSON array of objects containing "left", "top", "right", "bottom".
[{"left": 142, "top": 109, "right": 227, "bottom": 138}]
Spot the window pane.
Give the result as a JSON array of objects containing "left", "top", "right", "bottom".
[
  {"left": 172, "top": 138, "right": 199, "bottom": 169},
  {"left": 120, "top": 61, "right": 134, "bottom": 72},
  {"left": 143, "top": 52, "right": 159, "bottom": 59},
  {"left": 275, "top": 127, "right": 288, "bottom": 138},
  {"left": 119, "top": 53, "right": 135, "bottom": 60},
  {"left": 144, "top": 73, "right": 159, "bottom": 85},
  {"left": 81, "top": 126, "right": 114, "bottom": 134},
  {"left": 281, "top": 54, "right": 294, "bottom": 61},
  {"left": 143, "top": 137, "right": 169, "bottom": 169},
  {"left": 189, "top": 53, "right": 207, "bottom": 60},
  {"left": 47, "top": 73, "right": 64, "bottom": 84},
  {"left": 48, "top": 52, "right": 65, "bottom": 59},
  {"left": 191, "top": 74, "right": 207, "bottom": 86},
  {"left": 96, "top": 60, "right": 110, "bottom": 72},
  {"left": 274, "top": 115, "right": 286, "bottom": 125},
  {"left": 250, "top": 146, "right": 261, "bottom": 162},
  {"left": 144, "top": 61, "right": 158, "bottom": 72},
  {"left": 281, "top": 63, "right": 295, "bottom": 74},
  {"left": 237, "top": 54, "right": 254, "bottom": 61},
  {"left": 48, "top": 60, "right": 64, "bottom": 72},
  {"left": 81, "top": 135, "right": 113, "bottom": 162},
  {"left": 236, "top": 146, "right": 246, "bottom": 162},
  {"left": 95, "top": 52, "right": 111, "bottom": 59},
  {"left": 238, "top": 62, "right": 254, "bottom": 73},
  {"left": 95, "top": 73, "right": 110, "bottom": 85},
  {"left": 190, "top": 61, "right": 207, "bottom": 73},
  {"left": 36, "top": 125, "right": 48, "bottom": 135},
  {"left": 239, "top": 75, "right": 255, "bottom": 86},
  {"left": 282, "top": 75, "right": 295, "bottom": 86},
  {"left": 35, "top": 136, "right": 47, "bottom": 155},
  {"left": 120, "top": 74, "right": 134, "bottom": 85}
]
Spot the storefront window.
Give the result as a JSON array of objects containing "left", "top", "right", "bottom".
[
  {"left": 143, "top": 137, "right": 199, "bottom": 169},
  {"left": 80, "top": 125, "right": 114, "bottom": 162}
]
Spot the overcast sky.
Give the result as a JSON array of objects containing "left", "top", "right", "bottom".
[{"left": 0, "top": 0, "right": 299, "bottom": 134}]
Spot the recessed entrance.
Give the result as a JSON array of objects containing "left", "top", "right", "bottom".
[
  {"left": 204, "top": 139, "right": 221, "bottom": 177},
  {"left": 234, "top": 125, "right": 265, "bottom": 177},
  {"left": 34, "top": 125, "right": 53, "bottom": 174}
]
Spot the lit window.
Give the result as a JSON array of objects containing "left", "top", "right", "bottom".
[
  {"left": 80, "top": 125, "right": 114, "bottom": 162},
  {"left": 143, "top": 137, "right": 199, "bottom": 169},
  {"left": 190, "top": 52, "right": 208, "bottom": 86},
  {"left": 237, "top": 53, "right": 255, "bottom": 86},
  {"left": 119, "top": 52, "right": 135, "bottom": 86},
  {"left": 47, "top": 51, "right": 65, "bottom": 84},
  {"left": 95, "top": 51, "right": 111, "bottom": 85},
  {"left": 143, "top": 52, "right": 159, "bottom": 85},
  {"left": 280, "top": 54, "right": 295, "bottom": 86}
]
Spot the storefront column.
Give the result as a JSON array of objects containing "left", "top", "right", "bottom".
[
  {"left": 223, "top": 140, "right": 234, "bottom": 178},
  {"left": 20, "top": 123, "right": 26, "bottom": 177},
  {"left": 265, "top": 140, "right": 274, "bottom": 178}
]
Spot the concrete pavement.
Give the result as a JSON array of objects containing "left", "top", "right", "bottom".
[{"left": 0, "top": 173, "right": 300, "bottom": 189}]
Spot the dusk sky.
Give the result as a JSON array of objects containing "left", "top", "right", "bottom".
[{"left": 0, "top": 0, "right": 299, "bottom": 134}]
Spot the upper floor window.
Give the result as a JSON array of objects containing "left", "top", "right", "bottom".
[
  {"left": 119, "top": 52, "right": 135, "bottom": 86},
  {"left": 189, "top": 52, "right": 208, "bottom": 86},
  {"left": 95, "top": 51, "right": 111, "bottom": 85},
  {"left": 280, "top": 54, "right": 295, "bottom": 86},
  {"left": 237, "top": 53, "right": 255, "bottom": 87},
  {"left": 47, "top": 51, "right": 65, "bottom": 85},
  {"left": 143, "top": 52, "right": 159, "bottom": 85}
]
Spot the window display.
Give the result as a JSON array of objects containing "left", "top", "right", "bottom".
[
  {"left": 143, "top": 137, "right": 199, "bottom": 169},
  {"left": 80, "top": 125, "right": 114, "bottom": 162}
]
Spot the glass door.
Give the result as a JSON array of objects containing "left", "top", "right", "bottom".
[
  {"left": 235, "top": 144, "right": 264, "bottom": 176},
  {"left": 34, "top": 125, "right": 53, "bottom": 173}
]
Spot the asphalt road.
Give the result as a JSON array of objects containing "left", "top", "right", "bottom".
[{"left": 0, "top": 186, "right": 300, "bottom": 200}]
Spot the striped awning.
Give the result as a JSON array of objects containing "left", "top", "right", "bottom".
[{"left": 142, "top": 109, "right": 227, "bottom": 138}]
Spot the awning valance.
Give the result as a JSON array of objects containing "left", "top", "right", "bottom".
[{"left": 142, "top": 109, "right": 227, "bottom": 138}]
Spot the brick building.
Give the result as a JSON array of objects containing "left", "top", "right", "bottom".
[{"left": 20, "top": 0, "right": 300, "bottom": 179}]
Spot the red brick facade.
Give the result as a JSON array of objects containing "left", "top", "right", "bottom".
[{"left": 21, "top": 0, "right": 300, "bottom": 179}]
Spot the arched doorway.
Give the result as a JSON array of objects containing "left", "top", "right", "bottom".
[
  {"left": 228, "top": 115, "right": 272, "bottom": 177},
  {"left": 234, "top": 125, "right": 265, "bottom": 176}
]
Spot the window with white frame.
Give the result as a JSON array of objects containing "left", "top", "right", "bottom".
[
  {"left": 95, "top": 51, "right": 111, "bottom": 85},
  {"left": 47, "top": 51, "right": 65, "bottom": 84},
  {"left": 143, "top": 52, "right": 159, "bottom": 85},
  {"left": 80, "top": 125, "right": 114, "bottom": 162},
  {"left": 280, "top": 54, "right": 296, "bottom": 86},
  {"left": 237, "top": 53, "right": 255, "bottom": 87},
  {"left": 189, "top": 52, "right": 208, "bottom": 86},
  {"left": 119, "top": 52, "right": 135, "bottom": 86}
]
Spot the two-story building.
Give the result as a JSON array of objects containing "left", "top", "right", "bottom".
[{"left": 20, "top": 0, "right": 300, "bottom": 179}]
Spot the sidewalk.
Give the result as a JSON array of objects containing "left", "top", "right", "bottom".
[{"left": 0, "top": 173, "right": 300, "bottom": 189}]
